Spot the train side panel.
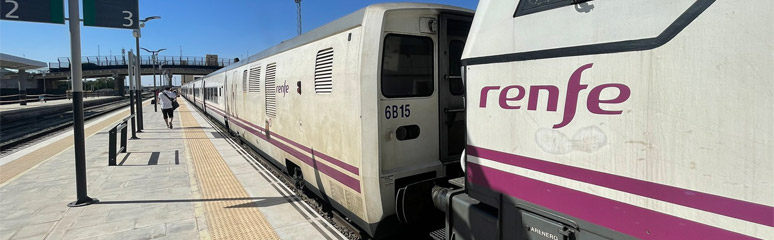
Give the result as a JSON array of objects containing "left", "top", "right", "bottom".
[{"left": 229, "top": 26, "right": 369, "bottom": 222}]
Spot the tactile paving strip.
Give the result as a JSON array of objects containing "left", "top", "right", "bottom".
[{"left": 179, "top": 102, "right": 280, "bottom": 240}]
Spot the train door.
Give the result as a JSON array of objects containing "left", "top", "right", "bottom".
[
  {"left": 221, "top": 75, "right": 227, "bottom": 115},
  {"left": 379, "top": 32, "right": 440, "bottom": 177},
  {"left": 232, "top": 71, "right": 239, "bottom": 118},
  {"left": 438, "top": 14, "right": 471, "bottom": 171},
  {"left": 202, "top": 81, "right": 207, "bottom": 112}
]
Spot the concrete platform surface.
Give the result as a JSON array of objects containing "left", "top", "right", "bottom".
[{"left": 0, "top": 100, "right": 344, "bottom": 240}]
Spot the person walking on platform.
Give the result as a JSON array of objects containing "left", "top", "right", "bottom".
[{"left": 158, "top": 87, "right": 178, "bottom": 129}]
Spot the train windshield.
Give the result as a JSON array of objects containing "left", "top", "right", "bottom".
[{"left": 381, "top": 34, "right": 434, "bottom": 98}]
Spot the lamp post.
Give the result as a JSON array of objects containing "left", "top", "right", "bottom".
[
  {"left": 142, "top": 48, "right": 165, "bottom": 112},
  {"left": 66, "top": 0, "right": 97, "bottom": 207},
  {"left": 127, "top": 50, "right": 138, "bottom": 139},
  {"left": 133, "top": 15, "right": 161, "bottom": 130}
]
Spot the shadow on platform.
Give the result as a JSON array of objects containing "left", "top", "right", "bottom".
[{"left": 117, "top": 150, "right": 179, "bottom": 166}]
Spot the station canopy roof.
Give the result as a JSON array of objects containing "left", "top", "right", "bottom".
[{"left": 0, "top": 53, "right": 47, "bottom": 70}]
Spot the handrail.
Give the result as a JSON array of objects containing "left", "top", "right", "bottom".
[{"left": 108, "top": 114, "right": 133, "bottom": 166}]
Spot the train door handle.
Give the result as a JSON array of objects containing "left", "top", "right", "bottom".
[{"left": 444, "top": 107, "right": 464, "bottom": 113}]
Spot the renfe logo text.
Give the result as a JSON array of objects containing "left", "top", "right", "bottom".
[
  {"left": 479, "top": 64, "right": 630, "bottom": 129},
  {"left": 277, "top": 80, "right": 290, "bottom": 97}
]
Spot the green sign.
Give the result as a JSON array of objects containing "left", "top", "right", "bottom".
[
  {"left": 83, "top": 0, "right": 138, "bottom": 29},
  {"left": 0, "top": 0, "right": 64, "bottom": 24}
]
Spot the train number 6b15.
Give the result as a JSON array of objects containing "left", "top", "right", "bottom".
[{"left": 385, "top": 104, "right": 410, "bottom": 119}]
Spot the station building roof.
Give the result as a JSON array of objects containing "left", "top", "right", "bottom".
[{"left": 0, "top": 53, "right": 47, "bottom": 70}]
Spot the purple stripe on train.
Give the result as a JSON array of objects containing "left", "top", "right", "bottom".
[
  {"left": 231, "top": 117, "right": 361, "bottom": 193},
  {"left": 467, "top": 163, "right": 758, "bottom": 240},
  {"left": 205, "top": 104, "right": 360, "bottom": 176},
  {"left": 192, "top": 100, "right": 361, "bottom": 192},
  {"left": 467, "top": 145, "right": 774, "bottom": 227}
]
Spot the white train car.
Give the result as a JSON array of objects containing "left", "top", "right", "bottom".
[
  {"left": 183, "top": 3, "right": 474, "bottom": 237},
  {"left": 185, "top": 74, "right": 226, "bottom": 124},
  {"left": 435, "top": 0, "right": 774, "bottom": 239}
]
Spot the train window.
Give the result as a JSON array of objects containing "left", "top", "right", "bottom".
[
  {"left": 248, "top": 66, "right": 261, "bottom": 92},
  {"left": 242, "top": 70, "right": 248, "bottom": 92},
  {"left": 209, "top": 88, "right": 218, "bottom": 103},
  {"left": 381, "top": 34, "right": 434, "bottom": 98},
  {"left": 513, "top": 0, "right": 586, "bottom": 17},
  {"left": 265, "top": 63, "right": 277, "bottom": 118},
  {"left": 315, "top": 48, "right": 334, "bottom": 94}
]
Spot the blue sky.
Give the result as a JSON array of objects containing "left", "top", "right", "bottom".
[{"left": 1, "top": 0, "right": 477, "bottom": 85}]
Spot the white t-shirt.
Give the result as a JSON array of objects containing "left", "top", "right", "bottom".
[{"left": 158, "top": 90, "right": 177, "bottom": 109}]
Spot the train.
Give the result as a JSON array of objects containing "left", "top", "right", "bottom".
[
  {"left": 183, "top": 0, "right": 773, "bottom": 239},
  {"left": 431, "top": 0, "right": 772, "bottom": 239},
  {"left": 182, "top": 3, "right": 474, "bottom": 237}
]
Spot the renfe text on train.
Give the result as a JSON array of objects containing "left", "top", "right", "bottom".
[{"left": 478, "top": 63, "right": 631, "bottom": 128}]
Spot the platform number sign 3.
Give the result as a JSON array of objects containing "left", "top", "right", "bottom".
[
  {"left": 0, "top": 0, "right": 65, "bottom": 24},
  {"left": 122, "top": 10, "right": 132, "bottom": 27},
  {"left": 83, "top": 0, "right": 139, "bottom": 29}
]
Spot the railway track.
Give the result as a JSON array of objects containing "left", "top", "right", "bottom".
[{"left": 0, "top": 96, "right": 149, "bottom": 157}]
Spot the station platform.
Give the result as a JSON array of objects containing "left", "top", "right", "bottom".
[
  {"left": 0, "top": 100, "right": 344, "bottom": 240},
  {"left": 0, "top": 96, "right": 121, "bottom": 113}
]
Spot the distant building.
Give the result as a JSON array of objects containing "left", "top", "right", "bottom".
[
  {"left": 181, "top": 75, "right": 202, "bottom": 85},
  {"left": 206, "top": 54, "right": 219, "bottom": 67}
]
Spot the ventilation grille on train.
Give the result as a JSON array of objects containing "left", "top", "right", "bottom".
[
  {"left": 248, "top": 66, "right": 261, "bottom": 92},
  {"left": 265, "top": 63, "right": 277, "bottom": 118},
  {"left": 242, "top": 70, "right": 248, "bottom": 92},
  {"left": 314, "top": 48, "right": 333, "bottom": 94}
]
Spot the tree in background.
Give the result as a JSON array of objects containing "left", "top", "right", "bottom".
[{"left": 83, "top": 77, "right": 115, "bottom": 91}]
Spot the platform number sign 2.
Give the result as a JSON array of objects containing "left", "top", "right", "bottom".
[
  {"left": 83, "top": 0, "right": 139, "bottom": 29},
  {"left": 0, "top": 0, "right": 65, "bottom": 24},
  {"left": 3, "top": 0, "right": 16, "bottom": 19}
]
